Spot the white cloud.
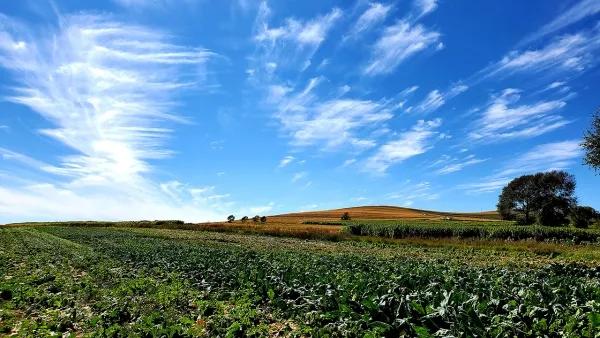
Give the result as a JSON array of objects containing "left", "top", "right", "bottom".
[
  {"left": 0, "top": 148, "right": 56, "bottom": 173},
  {"left": 191, "top": 191, "right": 230, "bottom": 204},
  {"left": 398, "top": 85, "right": 420, "bottom": 97},
  {"left": 0, "top": 14, "right": 213, "bottom": 184},
  {"left": 271, "top": 78, "right": 393, "bottom": 150},
  {"left": 414, "top": 0, "right": 438, "bottom": 19},
  {"left": 433, "top": 154, "right": 487, "bottom": 175},
  {"left": 469, "top": 89, "right": 569, "bottom": 141},
  {"left": 460, "top": 178, "right": 513, "bottom": 194},
  {"left": 411, "top": 84, "right": 468, "bottom": 114},
  {"left": 386, "top": 181, "right": 439, "bottom": 207},
  {"left": 342, "top": 158, "right": 357, "bottom": 167},
  {"left": 291, "top": 171, "right": 307, "bottom": 183},
  {"left": 278, "top": 155, "right": 295, "bottom": 168},
  {"left": 0, "top": 182, "right": 224, "bottom": 223},
  {"left": 414, "top": 90, "right": 444, "bottom": 113},
  {"left": 487, "top": 29, "right": 600, "bottom": 77},
  {"left": 462, "top": 140, "right": 582, "bottom": 193},
  {"left": 547, "top": 81, "right": 566, "bottom": 89},
  {"left": 112, "top": 0, "right": 199, "bottom": 10},
  {"left": 252, "top": 2, "right": 341, "bottom": 76},
  {"left": 338, "top": 84, "right": 351, "bottom": 96},
  {"left": 0, "top": 13, "right": 223, "bottom": 222},
  {"left": 248, "top": 202, "right": 275, "bottom": 214},
  {"left": 520, "top": 0, "right": 600, "bottom": 45},
  {"left": 364, "top": 119, "right": 442, "bottom": 174},
  {"left": 345, "top": 2, "right": 392, "bottom": 40},
  {"left": 363, "top": 20, "right": 441, "bottom": 76},
  {"left": 497, "top": 140, "right": 583, "bottom": 178},
  {"left": 352, "top": 196, "right": 369, "bottom": 204}
]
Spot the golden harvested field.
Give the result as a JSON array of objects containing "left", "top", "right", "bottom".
[{"left": 268, "top": 205, "right": 500, "bottom": 223}]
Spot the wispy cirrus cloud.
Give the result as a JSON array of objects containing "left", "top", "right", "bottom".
[
  {"left": 269, "top": 77, "right": 393, "bottom": 150},
  {"left": 520, "top": 0, "right": 600, "bottom": 46},
  {"left": 344, "top": 2, "right": 392, "bottom": 40},
  {"left": 496, "top": 140, "right": 583, "bottom": 178},
  {"left": 430, "top": 154, "right": 487, "bottom": 175},
  {"left": 485, "top": 27, "right": 600, "bottom": 78},
  {"left": 414, "top": 0, "right": 438, "bottom": 19},
  {"left": 399, "top": 14, "right": 598, "bottom": 120},
  {"left": 291, "top": 171, "right": 308, "bottom": 183},
  {"left": 468, "top": 88, "right": 569, "bottom": 142},
  {"left": 278, "top": 155, "right": 295, "bottom": 168},
  {"left": 0, "top": 13, "right": 228, "bottom": 222},
  {"left": 363, "top": 20, "right": 441, "bottom": 76},
  {"left": 364, "top": 118, "right": 442, "bottom": 174},
  {"left": 462, "top": 140, "right": 582, "bottom": 193},
  {"left": 409, "top": 84, "right": 467, "bottom": 114},
  {"left": 386, "top": 181, "right": 439, "bottom": 207},
  {"left": 111, "top": 0, "right": 202, "bottom": 10},
  {"left": 251, "top": 2, "right": 341, "bottom": 76},
  {"left": 0, "top": 14, "right": 213, "bottom": 184},
  {"left": 411, "top": 90, "right": 444, "bottom": 114}
]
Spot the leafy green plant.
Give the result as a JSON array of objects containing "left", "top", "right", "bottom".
[
  {"left": 346, "top": 219, "right": 600, "bottom": 243},
  {"left": 1, "top": 226, "right": 599, "bottom": 337}
]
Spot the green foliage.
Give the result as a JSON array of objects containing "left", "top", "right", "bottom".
[
  {"left": 571, "top": 206, "right": 600, "bottom": 229},
  {"left": 341, "top": 212, "right": 351, "bottom": 220},
  {"left": 1, "top": 226, "right": 599, "bottom": 337},
  {"left": 582, "top": 111, "right": 600, "bottom": 173},
  {"left": 346, "top": 219, "right": 600, "bottom": 243},
  {"left": 497, "top": 171, "right": 576, "bottom": 225},
  {"left": 302, "top": 221, "right": 344, "bottom": 225},
  {"left": 227, "top": 215, "right": 235, "bottom": 223},
  {"left": 4, "top": 219, "right": 186, "bottom": 228},
  {"left": 241, "top": 216, "right": 249, "bottom": 223},
  {"left": 537, "top": 196, "right": 572, "bottom": 227}
]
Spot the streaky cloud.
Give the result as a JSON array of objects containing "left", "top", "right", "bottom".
[
  {"left": 363, "top": 20, "right": 440, "bottom": 76},
  {"left": 519, "top": 0, "right": 600, "bottom": 46},
  {"left": 364, "top": 119, "right": 442, "bottom": 174}
]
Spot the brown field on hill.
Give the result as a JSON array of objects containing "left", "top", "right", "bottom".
[{"left": 269, "top": 205, "right": 500, "bottom": 223}]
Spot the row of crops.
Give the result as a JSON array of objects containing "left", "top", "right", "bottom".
[
  {"left": 1, "top": 226, "right": 599, "bottom": 337},
  {"left": 345, "top": 220, "right": 600, "bottom": 243}
]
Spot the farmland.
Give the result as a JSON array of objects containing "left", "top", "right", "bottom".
[
  {"left": 345, "top": 219, "right": 600, "bottom": 243},
  {"left": 1, "top": 221, "right": 600, "bottom": 337}
]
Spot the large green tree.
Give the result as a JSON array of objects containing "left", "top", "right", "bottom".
[
  {"left": 497, "top": 174, "right": 537, "bottom": 223},
  {"left": 582, "top": 111, "right": 600, "bottom": 173},
  {"left": 497, "top": 171, "right": 576, "bottom": 226}
]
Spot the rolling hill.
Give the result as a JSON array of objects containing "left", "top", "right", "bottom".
[{"left": 270, "top": 205, "right": 500, "bottom": 223}]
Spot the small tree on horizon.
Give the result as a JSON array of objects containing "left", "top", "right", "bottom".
[
  {"left": 241, "top": 216, "right": 249, "bottom": 223},
  {"left": 582, "top": 111, "right": 600, "bottom": 174},
  {"left": 227, "top": 215, "right": 235, "bottom": 223},
  {"left": 260, "top": 216, "right": 267, "bottom": 223},
  {"left": 341, "top": 212, "right": 351, "bottom": 221},
  {"left": 252, "top": 215, "right": 260, "bottom": 223}
]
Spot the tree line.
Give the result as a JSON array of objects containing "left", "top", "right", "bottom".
[
  {"left": 497, "top": 170, "right": 598, "bottom": 227},
  {"left": 226, "top": 215, "right": 267, "bottom": 223}
]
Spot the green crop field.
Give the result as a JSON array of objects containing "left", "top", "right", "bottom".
[
  {"left": 345, "top": 219, "right": 600, "bottom": 243},
  {"left": 1, "top": 226, "right": 599, "bottom": 337}
]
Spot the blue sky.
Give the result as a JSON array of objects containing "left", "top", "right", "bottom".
[{"left": 0, "top": 0, "right": 599, "bottom": 222}]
